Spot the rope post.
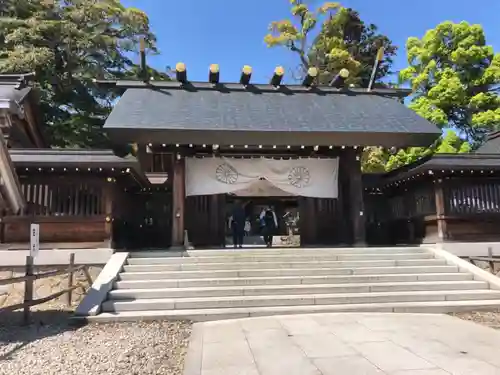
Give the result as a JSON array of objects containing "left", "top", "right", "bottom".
[
  {"left": 67, "top": 253, "right": 75, "bottom": 307},
  {"left": 23, "top": 255, "right": 34, "bottom": 325}
]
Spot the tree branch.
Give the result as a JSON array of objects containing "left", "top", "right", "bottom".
[{"left": 289, "top": 41, "right": 310, "bottom": 72}]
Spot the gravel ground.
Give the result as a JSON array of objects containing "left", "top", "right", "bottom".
[
  {"left": 0, "top": 311, "right": 192, "bottom": 375},
  {"left": 451, "top": 310, "right": 500, "bottom": 330}
]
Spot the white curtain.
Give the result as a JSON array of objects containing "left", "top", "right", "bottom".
[
  {"left": 185, "top": 157, "right": 338, "bottom": 198},
  {"left": 230, "top": 179, "right": 296, "bottom": 197}
]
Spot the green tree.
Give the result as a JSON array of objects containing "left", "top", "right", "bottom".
[
  {"left": 400, "top": 21, "right": 500, "bottom": 146},
  {"left": 0, "top": 0, "right": 167, "bottom": 148},
  {"left": 264, "top": 1, "right": 398, "bottom": 172},
  {"left": 385, "top": 21, "right": 499, "bottom": 171},
  {"left": 264, "top": 1, "right": 397, "bottom": 86},
  {"left": 361, "top": 146, "right": 389, "bottom": 173},
  {"left": 385, "top": 130, "right": 471, "bottom": 171}
]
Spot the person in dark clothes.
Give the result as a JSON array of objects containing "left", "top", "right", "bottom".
[
  {"left": 260, "top": 206, "right": 278, "bottom": 247},
  {"left": 231, "top": 200, "right": 246, "bottom": 248}
]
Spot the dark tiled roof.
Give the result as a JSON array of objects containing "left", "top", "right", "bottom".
[
  {"left": 0, "top": 73, "right": 34, "bottom": 104},
  {"left": 476, "top": 131, "right": 500, "bottom": 154},
  {"left": 379, "top": 153, "right": 500, "bottom": 184},
  {"left": 103, "top": 83, "right": 440, "bottom": 148}
]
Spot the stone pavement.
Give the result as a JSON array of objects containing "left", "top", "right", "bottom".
[{"left": 183, "top": 313, "right": 500, "bottom": 375}]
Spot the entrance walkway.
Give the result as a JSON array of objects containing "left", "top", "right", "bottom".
[{"left": 183, "top": 313, "right": 500, "bottom": 375}]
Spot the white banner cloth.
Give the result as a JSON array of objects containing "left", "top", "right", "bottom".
[
  {"left": 230, "top": 179, "right": 296, "bottom": 197},
  {"left": 185, "top": 157, "right": 338, "bottom": 198}
]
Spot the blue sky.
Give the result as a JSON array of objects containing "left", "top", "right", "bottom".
[{"left": 122, "top": 0, "right": 500, "bottom": 84}]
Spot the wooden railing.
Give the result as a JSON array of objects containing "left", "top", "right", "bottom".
[
  {"left": 0, "top": 253, "right": 93, "bottom": 324},
  {"left": 445, "top": 180, "right": 500, "bottom": 215},
  {"left": 468, "top": 248, "right": 500, "bottom": 276},
  {"left": 20, "top": 181, "right": 104, "bottom": 216}
]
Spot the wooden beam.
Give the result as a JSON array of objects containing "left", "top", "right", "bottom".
[{"left": 171, "top": 155, "right": 186, "bottom": 247}]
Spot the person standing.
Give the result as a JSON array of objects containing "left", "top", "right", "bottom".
[
  {"left": 231, "top": 200, "right": 246, "bottom": 248},
  {"left": 260, "top": 206, "right": 278, "bottom": 247}
]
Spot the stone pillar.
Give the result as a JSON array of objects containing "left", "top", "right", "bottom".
[{"left": 171, "top": 155, "right": 186, "bottom": 248}]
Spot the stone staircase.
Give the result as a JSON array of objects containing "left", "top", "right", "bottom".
[{"left": 94, "top": 247, "right": 500, "bottom": 322}]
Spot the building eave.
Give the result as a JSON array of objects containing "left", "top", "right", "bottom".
[
  {"left": 9, "top": 149, "right": 150, "bottom": 186},
  {"left": 378, "top": 153, "right": 500, "bottom": 185}
]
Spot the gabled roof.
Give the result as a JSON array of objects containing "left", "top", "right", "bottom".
[
  {"left": 374, "top": 153, "right": 500, "bottom": 186},
  {"left": 0, "top": 73, "right": 46, "bottom": 147},
  {"left": 9, "top": 149, "right": 139, "bottom": 169},
  {"left": 0, "top": 74, "right": 33, "bottom": 115},
  {"left": 102, "top": 81, "right": 441, "bottom": 148},
  {"left": 476, "top": 131, "right": 500, "bottom": 154},
  {"left": 0, "top": 131, "right": 25, "bottom": 214},
  {"left": 9, "top": 149, "right": 150, "bottom": 185}
]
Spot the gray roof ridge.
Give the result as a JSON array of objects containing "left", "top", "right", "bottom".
[{"left": 97, "top": 79, "right": 412, "bottom": 98}]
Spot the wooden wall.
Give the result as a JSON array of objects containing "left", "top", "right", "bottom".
[
  {"left": 185, "top": 194, "right": 226, "bottom": 248},
  {"left": 365, "top": 179, "right": 437, "bottom": 245},
  {"left": 300, "top": 197, "right": 345, "bottom": 246},
  {"left": 112, "top": 189, "right": 173, "bottom": 249},
  {"left": 366, "top": 176, "right": 500, "bottom": 244},
  {"left": 1, "top": 174, "right": 112, "bottom": 244},
  {"left": 442, "top": 177, "right": 500, "bottom": 242}
]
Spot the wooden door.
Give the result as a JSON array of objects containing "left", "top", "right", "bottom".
[
  {"left": 144, "top": 192, "right": 172, "bottom": 248},
  {"left": 114, "top": 191, "right": 172, "bottom": 249},
  {"left": 300, "top": 197, "right": 344, "bottom": 246},
  {"left": 185, "top": 194, "right": 226, "bottom": 247}
]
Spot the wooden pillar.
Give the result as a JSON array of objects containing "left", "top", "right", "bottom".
[
  {"left": 103, "top": 181, "right": 114, "bottom": 247},
  {"left": 403, "top": 191, "right": 415, "bottom": 244},
  {"left": 209, "top": 194, "right": 226, "bottom": 247},
  {"left": 345, "top": 147, "right": 366, "bottom": 246},
  {"left": 136, "top": 143, "right": 150, "bottom": 172},
  {"left": 171, "top": 155, "right": 186, "bottom": 248},
  {"left": 0, "top": 209, "right": 5, "bottom": 243},
  {"left": 435, "top": 178, "right": 448, "bottom": 242}
]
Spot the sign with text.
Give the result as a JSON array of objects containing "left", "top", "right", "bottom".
[{"left": 30, "top": 223, "right": 40, "bottom": 258}]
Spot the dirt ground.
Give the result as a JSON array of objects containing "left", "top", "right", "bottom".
[{"left": 452, "top": 310, "right": 500, "bottom": 330}]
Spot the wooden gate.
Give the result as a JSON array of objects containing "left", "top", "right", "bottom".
[
  {"left": 185, "top": 194, "right": 226, "bottom": 247},
  {"left": 113, "top": 191, "right": 172, "bottom": 249},
  {"left": 299, "top": 197, "right": 345, "bottom": 246}
]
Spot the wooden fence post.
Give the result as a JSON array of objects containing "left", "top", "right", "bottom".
[
  {"left": 82, "top": 266, "right": 93, "bottom": 286},
  {"left": 23, "top": 255, "right": 34, "bottom": 325},
  {"left": 67, "top": 253, "right": 75, "bottom": 307},
  {"left": 488, "top": 247, "right": 495, "bottom": 274}
]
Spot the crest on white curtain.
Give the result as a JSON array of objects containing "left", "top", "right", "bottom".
[{"left": 185, "top": 157, "right": 338, "bottom": 198}]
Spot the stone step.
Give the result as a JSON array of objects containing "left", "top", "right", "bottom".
[
  {"left": 114, "top": 272, "right": 473, "bottom": 289},
  {"left": 107, "top": 280, "right": 488, "bottom": 300},
  {"left": 128, "top": 247, "right": 429, "bottom": 258},
  {"left": 126, "top": 252, "right": 434, "bottom": 265},
  {"left": 118, "top": 265, "right": 460, "bottom": 280},
  {"left": 101, "top": 290, "right": 500, "bottom": 312},
  {"left": 123, "top": 259, "right": 446, "bottom": 272},
  {"left": 87, "top": 299, "right": 500, "bottom": 323}
]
